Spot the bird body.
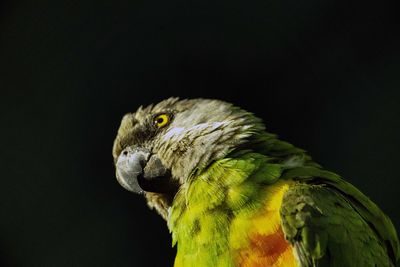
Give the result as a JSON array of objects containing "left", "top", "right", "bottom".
[
  {"left": 113, "top": 98, "right": 399, "bottom": 266},
  {"left": 169, "top": 150, "right": 296, "bottom": 267}
]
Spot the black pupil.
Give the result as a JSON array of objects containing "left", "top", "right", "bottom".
[{"left": 156, "top": 117, "right": 164, "bottom": 124}]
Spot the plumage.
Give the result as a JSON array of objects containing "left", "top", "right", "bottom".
[{"left": 112, "top": 98, "right": 399, "bottom": 266}]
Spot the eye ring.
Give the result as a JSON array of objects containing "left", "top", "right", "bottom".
[{"left": 153, "top": 113, "right": 170, "bottom": 128}]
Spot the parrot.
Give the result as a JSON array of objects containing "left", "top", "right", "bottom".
[{"left": 112, "top": 98, "right": 399, "bottom": 267}]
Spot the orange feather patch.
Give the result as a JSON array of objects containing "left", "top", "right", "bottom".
[
  {"left": 237, "top": 227, "right": 296, "bottom": 267},
  {"left": 232, "top": 181, "right": 297, "bottom": 267}
]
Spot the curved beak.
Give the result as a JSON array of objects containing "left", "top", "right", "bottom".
[{"left": 115, "top": 146, "right": 172, "bottom": 194}]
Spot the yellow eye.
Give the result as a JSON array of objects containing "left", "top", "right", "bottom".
[{"left": 154, "top": 114, "right": 170, "bottom": 128}]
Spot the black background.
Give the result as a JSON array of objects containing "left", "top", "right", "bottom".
[{"left": 1, "top": 1, "right": 399, "bottom": 266}]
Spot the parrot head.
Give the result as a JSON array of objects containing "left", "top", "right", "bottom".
[{"left": 112, "top": 98, "right": 263, "bottom": 219}]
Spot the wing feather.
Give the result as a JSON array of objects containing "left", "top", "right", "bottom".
[{"left": 281, "top": 180, "right": 398, "bottom": 267}]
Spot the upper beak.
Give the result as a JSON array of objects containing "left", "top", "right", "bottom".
[
  {"left": 115, "top": 147, "right": 149, "bottom": 194},
  {"left": 115, "top": 146, "right": 172, "bottom": 194}
]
